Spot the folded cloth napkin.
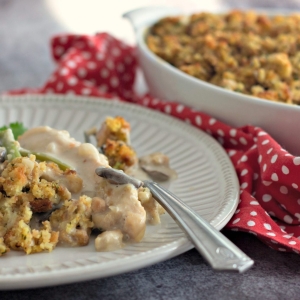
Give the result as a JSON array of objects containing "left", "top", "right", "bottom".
[{"left": 7, "top": 33, "right": 300, "bottom": 254}]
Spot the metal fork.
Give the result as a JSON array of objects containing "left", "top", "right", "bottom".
[{"left": 95, "top": 167, "right": 254, "bottom": 273}]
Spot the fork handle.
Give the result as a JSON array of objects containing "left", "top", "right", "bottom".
[{"left": 143, "top": 181, "right": 254, "bottom": 273}]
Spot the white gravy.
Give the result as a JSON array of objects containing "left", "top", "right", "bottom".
[{"left": 18, "top": 126, "right": 110, "bottom": 196}]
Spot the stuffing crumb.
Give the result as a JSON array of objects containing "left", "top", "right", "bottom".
[
  {"left": 94, "top": 116, "right": 137, "bottom": 171},
  {"left": 103, "top": 139, "right": 137, "bottom": 170},
  {"left": 50, "top": 195, "right": 94, "bottom": 247},
  {"left": 96, "top": 116, "right": 131, "bottom": 146},
  {"left": 4, "top": 220, "right": 59, "bottom": 254},
  {"left": 0, "top": 155, "right": 72, "bottom": 254}
]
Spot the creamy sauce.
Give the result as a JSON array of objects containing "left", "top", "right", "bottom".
[
  {"left": 93, "top": 183, "right": 146, "bottom": 241},
  {"left": 126, "top": 165, "right": 172, "bottom": 189},
  {"left": 125, "top": 165, "right": 151, "bottom": 181},
  {"left": 18, "top": 126, "right": 109, "bottom": 196}
]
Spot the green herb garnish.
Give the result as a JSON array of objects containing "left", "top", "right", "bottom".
[{"left": 0, "top": 122, "right": 27, "bottom": 139}]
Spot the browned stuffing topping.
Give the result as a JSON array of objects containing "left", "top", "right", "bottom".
[
  {"left": 103, "top": 139, "right": 137, "bottom": 170},
  {"left": 147, "top": 10, "right": 300, "bottom": 104},
  {"left": 95, "top": 116, "right": 138, "bottom": 171},
  {"left": 96, "top": 116, "right": 131, "bottom": 146}
]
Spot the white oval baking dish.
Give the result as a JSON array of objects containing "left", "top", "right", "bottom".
[{"left": 124, "top": 7, "right": 300, "bottom": 155}]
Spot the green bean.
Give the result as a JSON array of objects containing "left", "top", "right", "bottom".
[
  {"left": 0, "top": 128, "right": 73, "bottom": 170},
  {"left": 19, "top": 148, "right": 74, "bottom": 171},
  {"left": 0, "top": 128, "right": 21, "bottom": 161}
]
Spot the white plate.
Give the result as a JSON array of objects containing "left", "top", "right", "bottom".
[{"left": 0, "top": 94, "right": 239, "bottom": 290}]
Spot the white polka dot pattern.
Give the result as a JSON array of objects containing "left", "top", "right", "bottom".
[{"left": 7, "top": 32, "right": 300, "bottom": 254}]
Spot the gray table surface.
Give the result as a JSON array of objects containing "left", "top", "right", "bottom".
[{"left": 1, "top": 1, "right": 300, "bottom": 299}]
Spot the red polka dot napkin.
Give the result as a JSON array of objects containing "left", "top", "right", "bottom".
[{"left": 7, "top": 33, "right": 300, "bottom": 254}]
